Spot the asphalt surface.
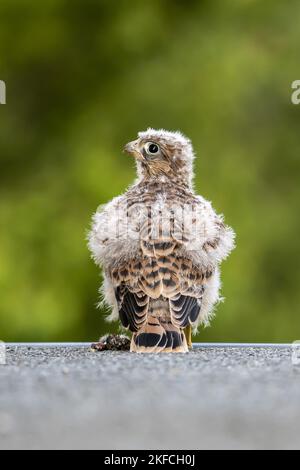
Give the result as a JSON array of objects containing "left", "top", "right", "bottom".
[{"left": 0, "top": 345, "right": 300, "bottom": 450}]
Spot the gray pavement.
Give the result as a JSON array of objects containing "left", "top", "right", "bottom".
[{"left": 0, "top": 345, "right": 300, "bottom": 450}]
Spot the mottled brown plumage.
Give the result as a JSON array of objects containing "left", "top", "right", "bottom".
[{"left": 88, "top": 129, "right": 235, "bottom": 353}]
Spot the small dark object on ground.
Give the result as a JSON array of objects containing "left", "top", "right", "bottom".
[{"left": 91, "top": 334, "right": 131, "bottom": 351}]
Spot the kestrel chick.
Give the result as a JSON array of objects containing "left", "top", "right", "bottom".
[{"left": 88, "top": 129, "right": 235, "bottom": 353}]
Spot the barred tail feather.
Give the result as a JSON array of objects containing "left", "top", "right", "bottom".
[{"left": 131, "top": 315, "right": 188, "bottom": 353}]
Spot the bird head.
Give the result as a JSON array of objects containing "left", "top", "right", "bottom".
[{"left": 124, "top": 128, "right": 195, "bottom": 187}]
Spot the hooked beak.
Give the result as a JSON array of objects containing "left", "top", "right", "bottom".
[{"left": 123, "top": 140, "right": 144, "bottom": 160}]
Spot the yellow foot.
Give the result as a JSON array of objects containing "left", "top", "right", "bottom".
[{"left": 184, "top": 325, "right": 193, "bottom": 350}]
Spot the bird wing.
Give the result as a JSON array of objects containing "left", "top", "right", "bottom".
[
  {"left": 169, "top": 294, "right": 201, "bottom": 328},
  {"left": 109, "top": 249, "right": 208, "bottom": 332},
  {"left": 109, "top": 258, "right": 149, "bottom": 332},
  {"left": 115, "top": 285, "right": 149, "bottom": 332}
]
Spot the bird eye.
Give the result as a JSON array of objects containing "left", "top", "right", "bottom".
[{"left": 145, "top": 142, "right": 159, "bottom": 155}]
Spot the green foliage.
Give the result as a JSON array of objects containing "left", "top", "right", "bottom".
[{"left": 0, "top": 0, "right": 299, "bottom": 342}]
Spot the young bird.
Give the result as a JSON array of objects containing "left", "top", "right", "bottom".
[{"left": 88, "top": 129, "right": 235, "bottom": 353}]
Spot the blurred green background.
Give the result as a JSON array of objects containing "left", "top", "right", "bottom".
[{"left": 0, "top": 0, "right": 299, "bottom": 342}]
